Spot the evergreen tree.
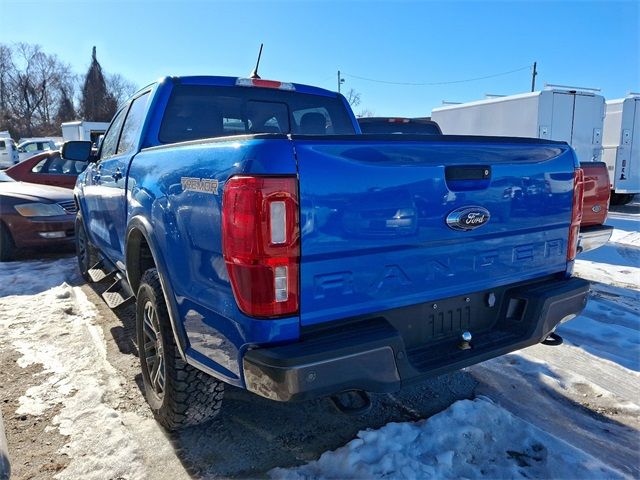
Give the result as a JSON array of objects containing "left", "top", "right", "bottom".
[{"left": 80, "top": 47, "right": 116, "bottom": 121}]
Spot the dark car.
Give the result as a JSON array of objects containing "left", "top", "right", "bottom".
[
  {"left": 0, "top": 170, "right": 76, "bottom": 261},
  {"left": 358, "top": 117, "right": 442, "bottom": 135},
  {"left": 5, "top": 150, "right": 88, "bottom": 189}
]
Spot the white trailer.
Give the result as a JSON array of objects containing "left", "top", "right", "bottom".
[
  {"left": 61, "top": 121, "right": 109, "bottom": 145},
  {"left": 431, "top": 86, "right": 605, "bottom": 164},
  {"left": 602, "top": 94, "right": 639, "bottom": 204}
]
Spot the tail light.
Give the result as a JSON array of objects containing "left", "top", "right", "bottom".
[
  {"left": 235, "top": 78, "right": 295, "bottom": 91},
  {"left": 567, "top": 168, "right": 585, "bottom": 261},
  {"left": 222, "top": 176, "right": 299, "bottom": 317}
]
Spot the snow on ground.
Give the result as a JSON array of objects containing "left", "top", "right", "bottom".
[
  {"left": 270, "top": 396, "right": 622, "bottom": 480},
  {"left": 610, "top": 228, "right": 640, "bottom": 249},
  {"left": 1, "top": 209, "right": 638, "bottom": 479},
  {"left": 0, "top": 259, "right": 188, "bottom": 480},
  {"left": 574, "top": 218, "right": 640, "bottom": 290},
  {"left": 273, "top": 213, "right": 640, "bottom": 479}
]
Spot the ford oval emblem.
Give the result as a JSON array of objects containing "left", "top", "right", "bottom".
[{"left": 446, "top": 206, "right": 491, "bottom": 231}]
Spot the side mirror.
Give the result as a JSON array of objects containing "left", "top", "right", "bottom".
[{"left": 61, "top": 141, "right": 93, "bottom": 162}]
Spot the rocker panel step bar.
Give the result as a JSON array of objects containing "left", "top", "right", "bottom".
[{"left": 102, "top": 276, "right": 135, "bottom": 310}]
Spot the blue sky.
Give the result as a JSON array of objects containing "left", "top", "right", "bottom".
[{"left": 1, "top": 0, "right": 637, "bottom": 117}]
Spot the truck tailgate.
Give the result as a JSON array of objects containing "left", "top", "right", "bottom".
[{"left": 292, "top": 135, "right": 577, "bottom": 326}]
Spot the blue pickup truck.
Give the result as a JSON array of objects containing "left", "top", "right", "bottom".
[{"left": 62, "top": 75, "right": 590, "bottom": 430}]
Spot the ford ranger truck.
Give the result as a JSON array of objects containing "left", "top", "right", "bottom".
[{"left": 62, "top": 76, "right": 590, "bottom": 430}]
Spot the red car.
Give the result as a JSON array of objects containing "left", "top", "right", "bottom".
[
  {"left": 0, "top": 170, "right": 76, "bottom": 261},
  {"left": 5, "top": 150, "right": 88, "bottom": 189}
]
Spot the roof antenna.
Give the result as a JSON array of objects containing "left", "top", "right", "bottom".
[{"left": 249, "top": 43, "right": 263, "bottom": 79}]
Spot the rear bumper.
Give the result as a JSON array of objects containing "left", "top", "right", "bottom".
[
  {"left": 243, "top": 276, "right": 590, "bottom": 401},
  {"left": 578, "top": 224, "right": 613, "bottom": 253}
]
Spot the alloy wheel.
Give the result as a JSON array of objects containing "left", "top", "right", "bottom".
[{"left": 142, "top": 300, "right": 166, "bottom": 396}]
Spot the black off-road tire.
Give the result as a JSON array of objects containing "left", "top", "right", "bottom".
[
  {"left": 75, "top": 214, "right": 97, "bottom": 281},
  {"left": 0, "top": 223, "right": 15, "bottom": 262},
  {"left": 136, "top": 268, "right": 224, "bottom": 430}
]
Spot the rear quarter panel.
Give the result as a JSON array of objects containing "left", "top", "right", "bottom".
[{"left": 126, "top": 137, "right": 300, "bottom": 384}]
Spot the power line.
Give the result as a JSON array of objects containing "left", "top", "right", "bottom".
[{"left": 343, "top": 65, "right": 532, "bottom": 86}]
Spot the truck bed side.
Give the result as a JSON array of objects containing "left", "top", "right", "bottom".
[{"left": 124, "top": 136, "right": 300, "bottom": 384}]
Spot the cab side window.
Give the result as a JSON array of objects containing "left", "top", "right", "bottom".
[
  {"left": 100, "top": 107, "right": 128, "bottom": 160},
  {"left": 117, "top": 92, "right": 150, "bottom": 155}
]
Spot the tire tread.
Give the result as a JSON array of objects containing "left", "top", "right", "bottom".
[{"left": 138, "top": 268, "right": 224, "bottom": 430}]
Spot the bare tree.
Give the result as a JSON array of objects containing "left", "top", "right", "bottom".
[
  {"left": 0, "top": 44, "right": 12, "bottom": 113},
  {"left": 107, "top": 73, "right": 137, "bottom": 107},
  {"left": 0, "top": 43, "right": 135, "bottom": 138},
  {"left": 0, "top": 43, "right": 76, "bottom": 137},
  {"left": 0, "top": 44, "right": 14, "bottom": 134},
  {"left": 345, "top": 88, "right": 361, "bottom": 108},
  {"left": 55, "top": 87, "right": 76, "bottom": 125},
  {"left": 7, "top": 44, "right": 52, "bottom": 137},
  {"left": 357, "top": 109, "right": 375, "bottom": 118}
]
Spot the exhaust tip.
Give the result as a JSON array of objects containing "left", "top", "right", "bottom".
[{"left": 330, "top": 390, "right": 372, "bottom": 416}]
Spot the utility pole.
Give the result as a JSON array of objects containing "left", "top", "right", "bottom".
[
  {"left": 337, "top": 70, "right": 345, "bottom": 93},
  {"left": 531, "top": 61, "right": 537, "bottom": 92}
]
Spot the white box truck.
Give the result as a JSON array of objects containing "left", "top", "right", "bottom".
[
  {"left": 602, "top": 94, "right": 639, "bottom": 205},
  {"left": 431, "top": 86, "right": 605, "bottom": 164},
  {"left": 0, "top": 132, "right": 18, "bottom": 168},
  {"left": 61, "top": 121, "right": 109, "bottom": 146}
]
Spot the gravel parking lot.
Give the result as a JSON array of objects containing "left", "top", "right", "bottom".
[{"left": 0, "top": 257, "right": 477, "bottom": 479}]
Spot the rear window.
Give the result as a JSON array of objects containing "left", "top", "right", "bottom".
[
  {"left": 0, "top": 140, "right": 5, "bottom": 149},
  {"left": 359, "top": 120, "right": 441, "bottom": 135},
  {"left": 159, "top": 84, "right": 355, "bottom": 143}
]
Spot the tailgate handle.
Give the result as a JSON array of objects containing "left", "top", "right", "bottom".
[{"left": 445, "top": 166, "right": 491, "bottom": 181}]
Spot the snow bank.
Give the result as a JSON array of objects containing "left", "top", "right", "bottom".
[
  {"left": 609, "top": 228, "right": 640, "bottom": 249},
  {"left": 574, "top": 260, "right": 640, "bottom": 291},
  {"left": 0, "top": 257, "right": 77, "bottom": 297},
  {"left": 270, "top": 397, "right": 622, "bottom": 480},
  {"left": 557, "top": 279, "right": 640, "bottom": 372},
  {"left": 0, "top": 262, "right": 146, "bottom": 480}
]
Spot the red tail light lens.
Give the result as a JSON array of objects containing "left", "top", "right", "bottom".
[
  {"left": 567, "top": 168, "right": 585, "bottom": 261},
  {"left": 222, "top": 176, "right": 299, "bottom": 317}
]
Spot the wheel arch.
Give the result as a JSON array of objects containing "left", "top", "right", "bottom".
[{"left": 126, "top": 215, "right": 189, "bottom": 360}]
